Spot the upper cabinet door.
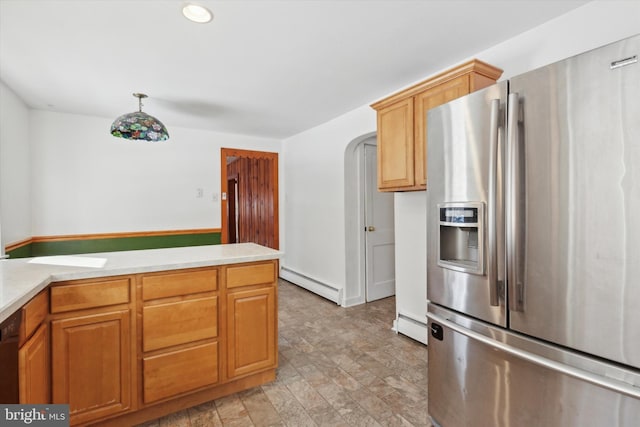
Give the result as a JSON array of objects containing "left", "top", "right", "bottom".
[
  {"left": 376, "top": 98, "right": 415, "bottom": 190},
  {"left": 414, "top": 75, "right": 470, "bottom": 187}
]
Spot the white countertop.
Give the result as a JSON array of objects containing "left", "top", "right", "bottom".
[{"left": 0, "top": 243, "right": 283, "bottom": 323}]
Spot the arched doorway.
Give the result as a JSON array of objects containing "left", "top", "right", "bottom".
[{"left": 344, "top": 133, "right": 395, "bottom": 305}]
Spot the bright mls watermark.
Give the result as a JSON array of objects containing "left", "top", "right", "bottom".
[{"left": 1, "top": 405, "right": 69, "bottom": 426}]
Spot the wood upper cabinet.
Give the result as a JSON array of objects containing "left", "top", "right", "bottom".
[
  {"left": 376, "top": 98, "right": 415, "bottom": 189},
  {"left": 413, "top": 75, "right": 470, "bottom": 187},
  {"left": 50, "top": 276, "right": 135, "bottom": 425},
  {"left": 371, "top": 59, "right": 503, "bottom": 191}
]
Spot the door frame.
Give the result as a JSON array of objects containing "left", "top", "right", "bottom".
[
  {"left": 227, "top": 174, "right": 239, "bottom": 243},
  {"left": 344, "top": 131, "right": 392, "bottom": 306},
  {"left": 220, "top": 148, "right": 279, "bottom": 249},
  {"left": 363, "top": 141, "right": 395, "bottom": 302}
]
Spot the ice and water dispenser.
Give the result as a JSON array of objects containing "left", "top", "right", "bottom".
[{"left": 438, "top": 202, "right": 485, "bottom": 275}]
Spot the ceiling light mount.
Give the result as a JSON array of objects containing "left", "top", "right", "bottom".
[
  {"left": 110, "top": 93, "right": 169, "bottom": 142},
  {"left": 133, "top": 92, "right": 147, "bottom": 112},
  {"left": 182, "top": 3, "right": 213, "bottom": 24}
]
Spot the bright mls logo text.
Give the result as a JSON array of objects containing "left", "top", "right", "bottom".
[{"left": 3, "top": 406, "right": 67, "bottom": 425}]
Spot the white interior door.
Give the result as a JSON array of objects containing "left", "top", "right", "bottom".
[{"left": 364, "top": 143, "right": 395, "bottom": 301}]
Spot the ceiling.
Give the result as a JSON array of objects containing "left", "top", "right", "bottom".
[{"left": 0, "top": 0, "right": 589, "bottom": 139}]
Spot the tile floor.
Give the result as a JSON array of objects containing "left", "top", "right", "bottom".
[{"left": 139, "top": 279, "right": 431, "bottom": 426}]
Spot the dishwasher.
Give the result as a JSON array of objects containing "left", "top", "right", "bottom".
[{"left": 0, "top": 309, "right": 21, "bottom": 403}]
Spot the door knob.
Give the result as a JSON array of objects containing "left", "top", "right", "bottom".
[{"left": 367, "top": 226, "right": 375, "bottom": 232}]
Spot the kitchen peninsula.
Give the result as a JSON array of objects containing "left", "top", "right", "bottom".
[{"left": 0, "top": 243, "right": 282, "bottom": 426}]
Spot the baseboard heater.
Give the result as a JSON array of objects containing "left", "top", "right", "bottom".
[
  {"left": 393, "top": 312, "right": 429, "bottom": 345},
  {"left": 279, "top": 266, "right": 341, "bottom": 305}
]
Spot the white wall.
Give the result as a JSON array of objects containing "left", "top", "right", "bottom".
[
  {"left": 474, "top": 2, "right": 640, "bottom": 80},
  {"left": 0, "top": 80, "right": 31, "bottom": 251},
  {"left": 281, "top": 105, "right": 375, "bottom": 304},
  {"left": 282, "top": 0, "right": 640, "bottom": 340},
  {"left": 28, "top": 110, "right": 281, "bottom": 236},
  {"left": 392, "top": 191, "right": 427, "bottom": 342}
]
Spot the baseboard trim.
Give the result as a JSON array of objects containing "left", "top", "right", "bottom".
[
  {"left": 393, "top": 312, "right": 428, "bottom": 345},
  {"left": 280, "top": 266, "right": 341, "bottom": 305},
  {"left": 342, "top": 294, "right": 365, "bottom": 307}
]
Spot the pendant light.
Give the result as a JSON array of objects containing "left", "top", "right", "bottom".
[{"left": 110, "top": 93, "right": 169, "bottom": 141}]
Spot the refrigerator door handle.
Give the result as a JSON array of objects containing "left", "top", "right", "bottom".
[
  {"left": 507, "top": 92, "right": 524, "bottom": 312},
  {"left": 427, "top": 311, "right": 640, "bottom": 400},
  {"left": 488, "top": 98, "right": 502, "bottom": 306}
]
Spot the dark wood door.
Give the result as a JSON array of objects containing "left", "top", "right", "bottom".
[{"left": 221, "top": 149, "right": 279, "bottom": 249}]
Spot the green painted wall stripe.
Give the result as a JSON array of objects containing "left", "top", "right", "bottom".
[
  {"left": 7, "top": 232, "right": 221, "bottom": 258},
  {"left": 6, "top": 243, "right": 33, "bottom": 259}
]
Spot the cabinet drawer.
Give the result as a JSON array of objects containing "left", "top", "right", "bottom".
[
  {"left": 143, "top": 342, "right": 218, "bottom": 404},
  {"left": 142, "top": 269, "right": 218, "bottom": 301},
  {"left": 226, "top": 261, "right": 276, "bottom": 289},
  {"left": 51, "top": 278, "right": 131, "bottom": 313},
  {"left": 143, "top": 297, "right": 217, "bottom": 352},
  {"left": 20, "top": 289, "right": 48, "bottom": 344}
]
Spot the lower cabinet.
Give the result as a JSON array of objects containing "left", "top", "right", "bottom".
[
  {"left": 16, "top": 259, "right": 278, "bottom": 426},
  {"left": 142, "top": 296, "right": 218, "bottom": 352},
  {"left": 227, "top": 285, "right": 277, "bottom": 379},
  {"left": 51, "top": 309, "right": 132, "bottom": 425},
  {"left": 140, "top": 267, "right": 220, "bottom": 405},
  {"left": 19, "top": 323, "right": 49, "bottom": 403},
  {"left": 143, "top": 341, "right": 218, "bottom": 403},
  {"left": 19, "top": 288, "right": 50, "bottom": 404}
]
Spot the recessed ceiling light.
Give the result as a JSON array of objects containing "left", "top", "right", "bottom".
[{"left": 182, "top": 3, "right": 213, "bottom": 24}]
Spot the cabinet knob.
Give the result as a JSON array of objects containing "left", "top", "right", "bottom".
[{"left": 367, "top": 226, "right": 375, "bottom": 232}]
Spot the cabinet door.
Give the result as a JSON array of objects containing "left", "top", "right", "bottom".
[
  {"left": 377, "top": 98, "right": 415, "bottom": 190},
  {"left": 19, "top": 323, "right": 49, "bottom": 403},
  {"left": 52, "top": 310, "right": 131, "bottom": 425},
  {"left": 227, "top": 286, "right": 276, "bottom": 378},
  {"left": 414, "top": 75, "right": 470, "bottom": 187}
]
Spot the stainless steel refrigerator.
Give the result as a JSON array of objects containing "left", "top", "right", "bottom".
[{"left": 426, "top": 34, "right": 640, "bottom": 426}]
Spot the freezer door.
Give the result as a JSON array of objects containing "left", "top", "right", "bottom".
[
  {"left": 507, "top": 34, "right": 640, "bottom": 367},
  {"left": 427, "top": 81, "right": 508, "bottom": 327},
  {"left": 427, "top": 305, "right": 640, "bottom": 427}
]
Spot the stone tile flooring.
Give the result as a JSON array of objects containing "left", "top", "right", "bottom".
[{"left": 139, "top": 279, "right": 430, "bottom": 426}]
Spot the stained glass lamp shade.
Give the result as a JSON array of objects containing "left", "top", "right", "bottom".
[{"left": 110, "top": 93, "right": 169, "bottom": 141}]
